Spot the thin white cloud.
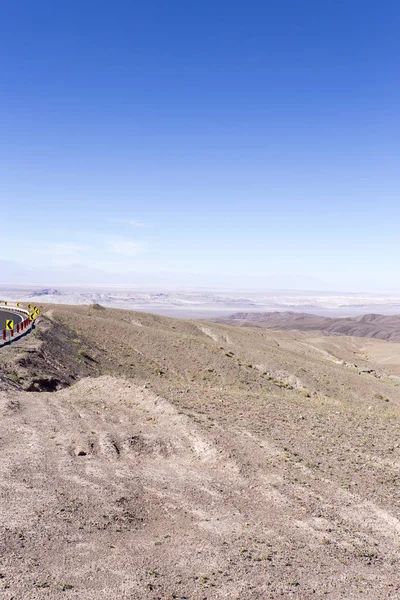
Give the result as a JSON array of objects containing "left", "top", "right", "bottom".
[
  {"left": 5, "top": 235, "right": 148, "bottom": 274},
  {"left": 45, "top": 243, "right": 89, "bottom": 255},
  {"left": 107, "top": 238, "right": 147, "bottom": 257},
  {"left": 113, "top": 218, "right": 148, "bottom": 228},
  {"left": 28, "top": 242, "right": 90, "bottom": 266}
]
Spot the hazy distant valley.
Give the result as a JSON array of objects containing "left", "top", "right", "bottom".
[{"left": 2, "top": 284, "right": 400, "bottom": 318}]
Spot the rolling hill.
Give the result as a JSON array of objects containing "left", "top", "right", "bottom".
[
  {"left": 214, "top": 310, "right": 400, "bottom": 342},
  {"left": 0, "top": 304, "right": 400, "bottom": 599}
]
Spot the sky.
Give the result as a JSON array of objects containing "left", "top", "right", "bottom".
[{"left": 1, "top": 1, "right": 399, "bottom": 291}]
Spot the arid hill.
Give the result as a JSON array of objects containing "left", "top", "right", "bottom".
[
  {"left": 1, "top": 304, "right": 400, "bottom": 599},
  {"left": 214, "top": 310, "right": 400, "bottom": 342}
]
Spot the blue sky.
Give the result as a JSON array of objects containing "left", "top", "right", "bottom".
[{"left": 1, "top": 1, "right": 399, "bottom": 290}]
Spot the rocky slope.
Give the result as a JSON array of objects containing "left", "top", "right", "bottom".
[{"left": 1, "top": 304, "right": 400, "bottom": 599}]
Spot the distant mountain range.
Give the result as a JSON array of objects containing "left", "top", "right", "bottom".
[{"left": 214, "top": 311, "right": 400, "bottom": 342}]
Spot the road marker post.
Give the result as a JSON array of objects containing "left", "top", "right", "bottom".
[{"left": 1, "top": 307, "right": 33, "bottom": 345}]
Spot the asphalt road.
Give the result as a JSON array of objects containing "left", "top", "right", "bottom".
[{"left": 0, "top": 309, "right": 24, "bottom": 330}]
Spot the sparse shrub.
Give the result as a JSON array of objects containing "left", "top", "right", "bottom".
[
  {"left": 78, "top": 349, "right": 95, "bottom": 361},
  {"left": 273, "top": 379, "right": 293, "bottom": 389},
  {"left": 373, "top": 392, "right": 389, "bottom": 402},
  {"left": 7, "top": 371, "right": 21, "bottom": 384},
  {"left": 356, "top": 549, "right": 379, "bottom": 564}
]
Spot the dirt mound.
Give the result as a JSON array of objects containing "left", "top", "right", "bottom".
[{"left": 89, "top": 303, "right": 105, "bottom": 310}]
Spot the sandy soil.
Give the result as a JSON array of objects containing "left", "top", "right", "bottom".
[{"left": 1, "top": 304, "right": 400, "bottom": 599}]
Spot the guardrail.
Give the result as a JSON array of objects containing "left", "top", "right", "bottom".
[{"left": 0, "top": 306, "right": 34, "bottom": 346}]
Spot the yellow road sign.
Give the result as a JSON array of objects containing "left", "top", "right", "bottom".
[
  {"left": 29, "top": 311, "right": 36, "bottom": 321},
  {"left": 5, "top": 320, "right": 14, "bottom": 330},
  {"left": 35, "top": 308, "right": 40, "bottom": 315},
  {"left": 16, "top": 302, "right": 20, "bottom": 307},
  {"left": 28, "top": 304, "right": 31, "bottom": 309},
  {"left": 4, "top": 301, "right": 7, "bottom": 306}
]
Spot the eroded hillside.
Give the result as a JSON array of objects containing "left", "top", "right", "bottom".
[
  {"left": 1, "top": 304, "right": 400, "bottom": 599},
  {"left": 215, "top": 311, "right": 400, "bottom": 342}
]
